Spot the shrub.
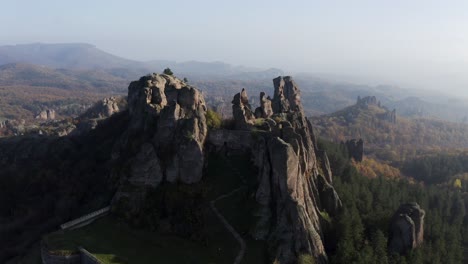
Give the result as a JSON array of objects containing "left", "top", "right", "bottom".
[
  {"left": 163, "top": 68, "right": 173, "bottom": 75},
  {"left": 206, "top": 109, "right": 222, "bottom": 129},
  {"left": 298, "top": 254, "right": 315, "bottom": 264}
]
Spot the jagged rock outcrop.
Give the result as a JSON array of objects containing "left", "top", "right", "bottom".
[
  {"left": 223, "top": 76, "right": 342, "bottom": 264},
  {"left": 232, "top": 88, "right": 255, "bottom": 129},
  {"left": 383, "top": 109, "right": 397, "bottom": 123},
  {"left": 388, "top": 202, "right": 425, "bottom": 255},
  {"left": 80, "top": 96, "right": 122, "bottom": 119},
  {"left": 343, "top": 139, "right": 364, "bottom": 162},
  {"left": 112, "top": 73, "right": 207, "bottom": 216},
  {"left": 357, "top": 95, "right": 397, "bottom": 124},
  {"left": 35, "top": 109, "right": 55, "bottom": 120},
  {"left": 357, "top": 95, "right": 378, "bottom": 107},
  {"left": 255, "top": 92, "right": 273, "bottom": 118},
  {"left": 272, "top": 76, "right": 303, "bottom": 113},
  {"left": 70, "top": 97, "right": 126, "bottom": 136}
]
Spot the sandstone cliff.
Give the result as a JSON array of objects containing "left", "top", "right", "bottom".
[
  {"left": 112, "top": 73, "right": 207, "bottom": 218},
  {"left": 209, "top": 76, "right": 342, "bottom": 263}
]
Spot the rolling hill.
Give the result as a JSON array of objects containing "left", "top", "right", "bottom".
[
  {"left": 311, "top": 96, "right": 468, "bottom": 161},
  {"left": 0, "top": 43, "right": 141, "bottom": 70}
]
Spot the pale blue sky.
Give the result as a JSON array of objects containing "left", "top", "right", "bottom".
[{"left": 1, "top": 0, "right": 468, "bottom": 94}]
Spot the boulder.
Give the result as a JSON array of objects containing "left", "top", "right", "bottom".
[
  {"left": 344, "top": 139, "right": 364, "bottom": 162},
  {"left": 388, "top": 202, "right": 425, "bottom": 254}
]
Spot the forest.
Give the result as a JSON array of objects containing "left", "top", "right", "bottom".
[{"left": 318, "top": 139, "right": 468, "bottom": 264}]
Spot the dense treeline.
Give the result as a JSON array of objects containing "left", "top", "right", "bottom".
[
  {"left": 403, "top": 153, "right": 468, "bottom": 185},
  {"left": 0, "top": 112, "right": 127, "bottom": 261},
  {"left": 318, "top": 139, "right": 468, "bottom": 264},
  {"left": 312, "top": 104, "right": 468, "bottom": 161}
]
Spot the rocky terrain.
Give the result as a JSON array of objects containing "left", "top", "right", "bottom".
[
  {"left": 106, "top": 74, "right": 342, "bottom": 263},
  {"left": 3, "top": 73, "right": 448, "bottom": 264}
]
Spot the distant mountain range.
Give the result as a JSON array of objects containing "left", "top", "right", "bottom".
[
  {"left": 0, "top": 43, "right": 283, "bottom": 78},
  {"left": 0, "top": 42, "right": 467, "bottom": 123}
]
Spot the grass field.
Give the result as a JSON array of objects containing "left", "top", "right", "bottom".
[{"left": 44, "top": 215, "right": 238, "bottom": 264}]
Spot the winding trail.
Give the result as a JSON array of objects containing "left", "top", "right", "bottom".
[{"left": 210, "top": 187, "right": 246, "bottom": 264}]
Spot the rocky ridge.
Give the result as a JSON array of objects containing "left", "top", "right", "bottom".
[
  {"left": 108, "top": 74, "right": 342, "bottom": 263},
  {"left": 211, "top": 76, "right": 342, "bottom": 263}
]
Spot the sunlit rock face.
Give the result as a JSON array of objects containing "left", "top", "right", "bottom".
[
  {"left": 227, "top": 76, "right": 342, "bottom": 264},
  {"left": 112, "top": 73, "right": 207, "bottom": 217}
]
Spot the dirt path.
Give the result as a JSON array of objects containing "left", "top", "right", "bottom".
[{"left": 210, "top": 187, "right": 246, "bottom": 264}]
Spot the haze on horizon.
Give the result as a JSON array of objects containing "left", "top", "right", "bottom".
[{"left": 1, "top": 0, "right": 468, "bottom": 97}]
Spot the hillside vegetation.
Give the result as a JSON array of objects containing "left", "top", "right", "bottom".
[
  {"left": 311, "top": 96, "right": 468, "bottom": 161},
  {"left": 318, "top": 139, "right": 468, "bottom": 264}
]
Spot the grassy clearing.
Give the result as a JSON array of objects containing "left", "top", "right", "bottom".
[
  {"left": 44, "top": 215, "right": 236, "bottom": 264},
  {"left": 216, "top": 188, "right": 268, "bottom": 264},
  {"left": 45, "top": 152, "right": 265, "bottom": 264}
]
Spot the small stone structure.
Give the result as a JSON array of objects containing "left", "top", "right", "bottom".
[
  {"left": 41, "top": 206, "right": 110, "bottom": 264},
  {"left": 60, "top": 206, "right": 110, "bottom": 230}
]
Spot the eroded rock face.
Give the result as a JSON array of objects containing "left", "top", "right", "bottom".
[
  {"left": 112, "top": 73, "right": 207, "bottom": 214},
  {"left": 388, "top": 202, "right": 425, "bottom": 255},
  {"left": 344, "top": 139, "right": 364, "bottom": 162},
  {"left": 225, "top": 76, "right": 342, "bottom": 263},
  {"left": 357, "top": 95, "right": 378, "bottom": 107},
  {"left": 35, "top": 109, "right": 55, "bottom": 120},
  {"left": 232, "top": 88, "right": 255, "bottom": 129},
  {"left": 81, "top": 97, "right": 122, "bottom": 119},
  {"left": 272, "top": 76, "right": 303, "bottom": 113},
  {"left": 255, "top": 92, "right": 273, "bottom": 118}
]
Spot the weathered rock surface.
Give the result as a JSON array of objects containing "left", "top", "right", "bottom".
[
  {"left": 214, "top": 76, "right": 342, "bottom": 264},
  {"left": 70, "top": 96, "right": 126, "bottom": 136},
  {"left": 112, "top": 73, "right": 207, "bottom": 215},
  {"left": 357, "top": 95, "right": 378, "bottom": 107},
  {"left": 383, "top": 108, "right": 397, "bottom": 123},
  {"left": 35, "top": 109, "right": 55, "bottom": 120},
  {"left": 232, "top": 88, "right": 255, "bottom": 129},
  {"left": 80, "top": 96, "right": 122, "bottom": 119},
  {"left": 272, "top": 76, "right": 303, "bottom": 113},
  {"left": 255, "top": 92, "right": 273, "bottom": 118},
  {"left": 343, "top": 139, "right": 364, "bottom": 162},
  {"left": 388, "top": 202, "right": 425, "bottom": 254}
]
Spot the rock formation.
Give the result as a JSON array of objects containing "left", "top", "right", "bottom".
[
  {"left": 35, "top": 109, "right": 56, "bottom": 120},
  {"left": 357, "top": 95, "right": 378, "bottom": 107},
  {"left": 112, "top": 73, "right": 207, "bottom": 217},
  {"left": 344, "top": 139, "right": 364, "bottom": 162},
  {"left": 215, "top": 76, "right": 342, "bottom": 263},
  {"left": 272, "top": 76, "right": 303, "bottom": 113},
  {"left": 80, "top": 96, "right": 122, "bottom": 119},
  {"left": 232, "top": 88, "right": 255, "bottom": 129},
  {"left": 383, "top": 109, "right": 397, "bottom": 123},
  {"left": 357, "top": 95, "right": 397, "bottom": 124},
  {"left": 388, "top": 202, "right": 425, "bottom": 254},
  {"left": 254, "top": 92, "right": 273, "bottom": 118}
]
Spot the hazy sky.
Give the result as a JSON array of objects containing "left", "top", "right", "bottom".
[{"left": 1, "top": 0, "right": 468, "bottom": 95}]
